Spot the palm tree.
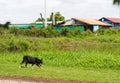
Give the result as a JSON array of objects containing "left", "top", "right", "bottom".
[
  {"left": 113, "top": 0, "right": 120, "bottom": 5},
  {"left": 113, "top": 0, "right": 120, "bottom": 17}
]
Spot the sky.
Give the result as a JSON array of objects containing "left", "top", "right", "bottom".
[{"left": 0, "top": 0, "right": 119, "bottom": 23}]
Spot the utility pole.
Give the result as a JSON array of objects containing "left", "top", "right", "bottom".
[
  {"left": 44, "top": 0, "right": 47, "bottom": 28},
  {"left": 51, "top": 12, "right": 55, "bottom": 26}
]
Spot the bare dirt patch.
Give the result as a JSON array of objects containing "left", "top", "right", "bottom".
[{"left": 0, "top": 76, "right": 101, "bottom": 83}]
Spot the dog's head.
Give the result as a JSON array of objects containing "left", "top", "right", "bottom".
[{"left": 36, "top": 58, "right": 43, "bottom": 67}]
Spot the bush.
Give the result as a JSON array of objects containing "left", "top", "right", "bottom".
[
  {"left": 9, "top": 27, "right": 19, "bottom": 35},
  {"left": 83, "top": 29, "right": 93, "bottom": 36},
  {"left": 4, "top": 22, "right": 11, "bottom": 29},
  {"left": 73, "top": 27, "right": 82, "bottom": 37},
  {"left": 60, "top": 27, "right": 73, "bottom": 37},
  {"left": 97, "top": 28, "right": 105, "bottom": 35}
]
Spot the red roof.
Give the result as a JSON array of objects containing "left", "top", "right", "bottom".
[{"left": 105, "top": 17, "right": 120, "bottom": 23}]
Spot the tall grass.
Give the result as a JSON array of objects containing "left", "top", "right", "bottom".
[
  {"left": 0, "top": 50, "right": 120, "bottom": 70},
  {"left": 0, "top": 32, "right": 120, "bottom": 69},
  {"left": 0, "top": 50, "right": 120, "bottom": 82},
  {"left": 0, "top": 28, "right": 120, "bottom": 82}
]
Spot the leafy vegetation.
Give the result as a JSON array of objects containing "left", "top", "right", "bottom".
[
  {"left": 36, "top": 12, "right": 65, "bottom": 24},
  {"left": 113, "top": 0, "right": 120, "bottom": 5},
  {"left": 0, "top": 27, "right": 120, "bottom": 82}
]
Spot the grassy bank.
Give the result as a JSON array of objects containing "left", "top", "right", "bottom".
[{"left": 0, "top": 28, "right": 120, "bottom": 82}]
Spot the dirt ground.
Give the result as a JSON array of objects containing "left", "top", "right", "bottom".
[{"left": 0, "top": 76, "right": 101, "bottom": 83}]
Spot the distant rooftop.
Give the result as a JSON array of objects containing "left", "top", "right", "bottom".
[
  {"left": 72, "top": 18, "right": 111, "bottom": 26},
  {"left": 103, "top": 17, "right": 120, "bottom": 23}
]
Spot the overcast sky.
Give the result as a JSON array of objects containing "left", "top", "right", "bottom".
[{"left": 0, "top": 0, "right": 119, "bottom": 23}]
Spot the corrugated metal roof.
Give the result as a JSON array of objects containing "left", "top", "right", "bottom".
[
  {"left": 105, "top": 17, "right": 120, "bottom": 23},
  {"left": 64, "top": 20, "right": 75, "bottom": 26},
  {"left": 72, "top": 18, "right": 111, "bottom": 26}
]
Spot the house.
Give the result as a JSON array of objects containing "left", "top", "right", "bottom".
[
  {"left": 55, "top": 19, "right": 85, "bottom": 32},
  {"left": 99, "top": 17, "right": 120, "bottom": 27},
  {"left": 56, "top": 18, "right": 111, "bottom": 32}
]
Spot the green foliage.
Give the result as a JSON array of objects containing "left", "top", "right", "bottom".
[
  {"left": 113, "top": 0, "right": 120, "bottom": 5},
  {"left": 0, "top": 29, "right": 120, "bottom": 82},
  {"left": 97, "top": 28, "right": 120, "bottom": 36},
  {"left": 47, "top": 12, "right": 65, "bottom": 22},
  {"left": 1, "top": 27, "right": 120, "bottom": 53},
  {"left": 73, "top": 27, "right": 82, "bottom": 35},
  {"left": 36, "top": 12, "right": 65, "bottom": 24},
  {"left": 4, "top": 22, "right": 11, "bottom": 29},
  {"left": 9, "top": 27, "right": 19, "bottom": 35},
  {"left": 83, "top": 29, "right": 93, "bottom": 36},
  {"left": 8, "top": 26, "right": 120, "bottom": 38},
  {"left": 36, "top": 18, "right": 44, "bottom": 22},
  {"left": 0, "top": 28, "right": 5, "bottom": 35},
  {"left": 54, "top": 12, "right": 65, "bottom": 22},
  {"left": 7, "top": 37, "right": 32, "bottom": 52},
  {"left": 61, "top": 27, "right": 73, "bottom": 37},
  {"left": 0, "top": 52, "right": 119, "bottom": 83},
  {"left": 47, "top": 12, "right": 54, "bottom": 21},
  {"left": 0, "top": 51, "right": 120, "bottom": 82},
  {"left": 2, "top": 26, "right": 120, "bottom": 39},
  {"left": 0, "top": 22, "right": 11, "bottom": 29}
]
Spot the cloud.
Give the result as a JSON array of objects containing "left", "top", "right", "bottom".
[
  {"left": 47, "top": 0, "right": 62, "bottom": 7},
  {"left": 0, "top": 0, "right": 119, "bottom": 23},
  {"left": 55, "top": 0, "right": 119, "bottom": 19},
  {"left": 59, "top": 0, "right": 87, "bottom": 4}
]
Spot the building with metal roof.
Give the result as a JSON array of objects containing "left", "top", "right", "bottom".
[
  {"left": 99, "top": 17, "right": 120, "bottom": 27},
  {"left": 57, "top": 18, "right": 111, "bottom": 32},
  {"left": 72, "top": 18, "right": 111, "bottom": 26}
]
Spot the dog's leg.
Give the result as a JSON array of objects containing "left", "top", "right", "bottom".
[
  {"left": 25, "top": 62, "right": 27, "bottom": 68},
  {"left": 36, "top": 64, "right": 42, "bottom": 68},
  {"left": 32, "top": 64, "right": 34, "bottom": 69},
  {"left": 19, "top": 60, "right": 24, "bottom": 68}
]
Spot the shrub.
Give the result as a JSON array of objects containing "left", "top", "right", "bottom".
[
  {"left": 46, "top": 26, "right": 55, "bottom": 37},
  {"left": 60, "top": 27, "right": 73, "bottom": 37},
  {"left": 8, "top": 41, "right": 19, "bottom": 51},
  {"left": 83, "top": 29, "right": 93, "bottom": 36},
  {"left": 4, "top": 22, "right": 11, "bottom": 29},
  {"left": 9, "top": 27, "right": 19, "bottom": 35},
  {"left": 73, "top": 27, "right": 82, "bottom": 37}
]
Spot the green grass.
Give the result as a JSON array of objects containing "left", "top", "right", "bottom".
[
  {"left": 0, "top": 29, "right": 120, "bottom": 82},
  {"left": 0, "top": 64, "right": 120, "bottom": 83},
  {"left": 0, "top": 51, "right": 120, "bottom": 83}
]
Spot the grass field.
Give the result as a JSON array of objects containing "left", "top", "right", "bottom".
[
  {"left": 0, "top": 51, "right": 120, "bottom": 83},
  {"left": 0, "top": 29, "right": 120, "bottom": 82}
]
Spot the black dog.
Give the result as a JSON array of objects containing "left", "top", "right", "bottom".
[{"left": 20, "top": 55, "right": 43, "bottom": 68}]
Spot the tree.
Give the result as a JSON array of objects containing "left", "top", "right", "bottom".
[
  {"left": 47, "top": 12, "right": 54, "bottom": 21},
  {"left": 48, "top": 12, "right": 65, "bottom": 22},
  {"left": 36, "top": 12, "right": 65, "bottom": 22},
  {"left": 36, "top": 18, "right": 44, "bottom": 22},
  {"left": 113, "top": 0, "right": 120, "bottom": 17},
  {"left": 4, "top": 22, "right": 11, "bottom": 29},
  {"left": 113, "top": 0, "right": 120, "bottom": 5},
  {"left": 36, "top": 12, "right": 65, "bottom": 26},
  {"left": 48, "top": 12, "right": 65, "bottom": 25},
  {"left": 54, "top": 12, "right": 65, "bottom": 22}
]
